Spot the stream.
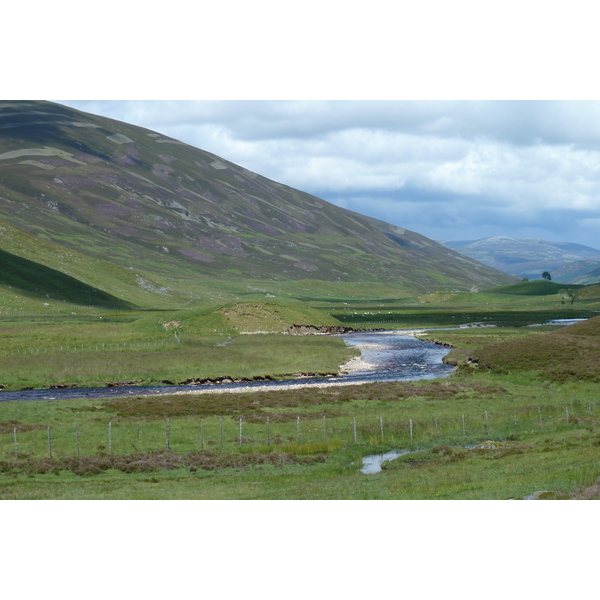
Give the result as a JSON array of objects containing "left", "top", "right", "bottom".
[{"left": 0, "top": 330, "right": 454, "bottom": 403}]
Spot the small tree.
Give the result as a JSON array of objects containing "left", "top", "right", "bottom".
[
  {"left": 542, "top": 271, "right": 552, "bottom": 281},
  {"left": 558, "top": 289, "right": 579, "bottom": 305}
]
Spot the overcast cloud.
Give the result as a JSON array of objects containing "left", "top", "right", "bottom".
[{"left": 56, "top": 100, "right": 600, "bottom": 249}]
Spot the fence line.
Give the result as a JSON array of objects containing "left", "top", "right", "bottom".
[
  {"left": 1, "top": 402, "right": 594, "bottom": 462},
  {"left": 1, "top": 339, "right": 183, "bottom": 357}
]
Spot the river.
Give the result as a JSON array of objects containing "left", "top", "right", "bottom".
[{"left": 0, "top": 330, "right": 454, "bottom": 403}]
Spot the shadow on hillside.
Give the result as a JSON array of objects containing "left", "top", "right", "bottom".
[{"left": 0, "top": 248, "right": 134, "bottom": 309}]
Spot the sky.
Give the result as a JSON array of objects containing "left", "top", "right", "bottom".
[{"left": 56, "top": 100, "right": 600, "bottom": 249}]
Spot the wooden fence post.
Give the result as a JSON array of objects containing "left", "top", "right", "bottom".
[
  {"left": 48, "top": 426, "right": 52, "bottom": 459},
  {"left": 379, "top": 416, "right": 384, "bottom": 442},
  {"left": 434, "top": 414, "right": 439, "bottom": 439},
  {"left": 200, "top": 420, "right": 205, "bottom": 450},
  {"left": 166, "top": 418, "right": 171, "bottom": 450},
  {"left": 220, "top": 417, "right": 223, "bottom": 449},
  {"left": 409, "top": 418, "right": 413, "bottom": 445},
  {"left": 296, "top": 416, "right": 300, "bottom": 444},
  {"left": 538, "top": 407, "right": 543, "bottom": 428},
  {"left": 239, "top": 418, "right": 243, "bottom": 447},
  {"left": 13, "top": 426, "right": 18, "bottom": 460},
  {"left": 462, "top": 415, "right": 466, "bottom": 438},
  {"left": 108, "top": 421, "right": 112, "bottom": 453},
  {"left": 76, "top": 423, "right": 80, "bottom": 457},
  {"left": 485, "top": 411, "right": 489, "bottom": 437},
  {"left": 353, "top": 417, "right": 357, "bottom": 444},
  {"left": 266, "top": 416, "right": 270, "bottom": 445},
  {"left": 566, "top": 407, "right": 569, "bottom": 425},
  {"left": 323, "top": 416, "right": 327, "bottom": 443}
]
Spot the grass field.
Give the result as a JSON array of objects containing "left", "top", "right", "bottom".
[{"left": 2, "top": 284, "right": 600, "bottom": 500}]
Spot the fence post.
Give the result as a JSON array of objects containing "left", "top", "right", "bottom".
[
  {"left": 166, "top": 418, "right": 171, "bottom": 450},
  {"left": 200, "top": 420, "right": 205, "bottom": 450},
  {"left": 13, "top": 426, "right": 18, "bottom": 460},
  {"left": 409, "top": 418, "right": 413, "bottom": 445},
  {"left": 538, "top": 407, "right": 543, "bottom": 428},
  {"left": 379, "top": 416, "right": 384, "bottom": 442},
  {"left": 296, "top": 416, "right": 300, "bottom": 444},
  {"left": 323, "top": 416, "right": 327, "bottom": 443},
  {"left": 566, "top": 407, "right": 569, "bottom": 425},
  {"left": 239, "top": 418, "right": 243, "bottom": 447},
  {"left": 108, "top": 421, "right": 112, "bottom": 453},
  {"left": 220, "top": 417, "right": 223, "bottom": 449},
  {"left": 485, "top": 411, "right": 489, "bottom": 437},
  {"left": 434, "top": 414, "right": 439, "bottom": 439},
  {"left": 47, "top": 426, "right": 52, "bottom": 458},
  {"left": 353, "top": 417, "right": 357, "bottom": 444},
  {"left": 266, "top": 416, "right": 270, "bottom": 445},
  {"left": 76, "top": 423, "right": 80, "bottom": 457},
  {"left": 462, "top": 415, "right": 466, "bottom": 438}
]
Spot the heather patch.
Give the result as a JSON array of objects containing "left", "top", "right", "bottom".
[
  {"left": 466, "top": 316, "right": 600, "bottom": 381},
  {"left": 0, "top": 449, "right": 325, "bottom": 476}
]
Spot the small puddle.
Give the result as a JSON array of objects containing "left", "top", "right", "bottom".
[
  {"left": 360, "top": 449, "right": 413, "bottom": 474},
  {"left": 360, "top": 442, "right": 485, "bottom": 474}
]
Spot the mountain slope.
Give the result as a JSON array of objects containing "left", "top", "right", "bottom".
[
  {"left": 442, "top": 236, "right": 600, "bottom": 281},
  {"left": 0, "top": 101, "right": 516, "bottom": 306},
  {"left": 552, "top": 259, "right": 600, "bottom": 285}
]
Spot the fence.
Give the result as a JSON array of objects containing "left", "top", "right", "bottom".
[
  {"left": 1, "top": 401, "right": 595, "bottom": 462},
  {"left": 1, "top": 339, "right": 181, "bottom": 357}
]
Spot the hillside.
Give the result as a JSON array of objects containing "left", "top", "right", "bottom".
[
  {"left": 0, "top": 101, "right": 515, "bottom": 308},
  {"left": 553, "top": 259, "right": 600, "bottom": 285},
  {"left": 442, "top": 236, "right": 600, "bottom": 281}
]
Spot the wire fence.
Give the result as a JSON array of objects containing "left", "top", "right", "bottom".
[
  {"left": 2, "top": 400, "right": 595, "bottom": 463},
  {"left": 0, "top": 339, "right": 181, "bottom": 357}
]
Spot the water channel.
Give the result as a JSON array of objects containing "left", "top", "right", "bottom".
[
  {"left": 0, "top": 319, "right": 584, "bottom": 404},
  {"left": 0, "top": 330, "right": 454, "bottom": 403}
]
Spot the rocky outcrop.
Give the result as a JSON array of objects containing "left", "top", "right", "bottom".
[{"left": 287, "top": 324, "right": 361, "bottom": 335}]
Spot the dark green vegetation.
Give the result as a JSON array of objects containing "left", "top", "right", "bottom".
[
  {"left": 0, "top": 247, "right": 132, "bottom": 308},
  {"left": 0, "top": 100, "right": 514, "bottom": 314}
]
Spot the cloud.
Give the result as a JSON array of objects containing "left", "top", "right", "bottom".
[{"left": 55, "top": 100, "right": 600, "bottom": 249}]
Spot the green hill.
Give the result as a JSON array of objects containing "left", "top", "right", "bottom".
[{"left": 0, "top": 101, "right": 516, "bottom": 309}]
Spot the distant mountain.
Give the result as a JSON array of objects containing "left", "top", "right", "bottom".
[
  {"left": 552, "top": 259, "right": 600, "bottom": 285},
  {"left": 0, "top": 101, "right": 516, "bottom": 307},
  {"left": 441, "top": 236, "right": 600, "bottom": 282}
]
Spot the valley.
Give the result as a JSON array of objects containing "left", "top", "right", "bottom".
[{"left": 1, "top": 101, "right": 600, "bottom": 500}]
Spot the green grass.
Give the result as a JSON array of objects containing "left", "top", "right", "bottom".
[
  {"left": 3, "top": 287, "right": 600, "bottom": 498},
  {"left": 1, "top": 369, "right": 600, "bottom": 499}
]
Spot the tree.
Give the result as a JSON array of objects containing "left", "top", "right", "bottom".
[
  {"left": 542, "top": 271, "right": 552, "bottom": 281},
  {"left": 558, "top": 289, "right": 579, "bottom": 305}
]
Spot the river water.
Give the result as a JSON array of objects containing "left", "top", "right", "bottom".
[{"left": 0, "top": 330, "right": 454, "bottom": 403}]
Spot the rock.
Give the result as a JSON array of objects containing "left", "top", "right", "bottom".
[{"left": 471, "top": 440, "right": 507, "bottom": 450}]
